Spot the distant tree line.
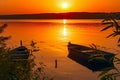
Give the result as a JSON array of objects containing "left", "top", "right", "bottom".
[{"left": 0, "top": 12, "right": 120, "bottom": 19}]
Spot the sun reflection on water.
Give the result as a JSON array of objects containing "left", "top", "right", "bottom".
[
  {"left": 62, "top": 19, "right": 69, "bottom": 41},
  {"left": 63, "top": 19, "right": 67, "bottom": 24},
  {"left": 63, "top": 19, "right": 67, "bottom": 37},
  {"left": 63, "top": 25, "right": 67, "bottom": 36}
]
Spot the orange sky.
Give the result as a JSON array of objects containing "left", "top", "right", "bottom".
[{"left": 0, "top": 0, "right": 120, "bottom": 15}]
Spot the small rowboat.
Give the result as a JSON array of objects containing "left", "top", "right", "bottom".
[
  {"left": 67, "top": 42, "right": 115, "bottom": 71},
  {"left": 11, "top": 41, "right": 29, "bottom": 60}
]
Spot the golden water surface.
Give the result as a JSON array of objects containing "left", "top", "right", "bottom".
[{"left": 1, "top": 19, "right": 120, "bottom": 80}]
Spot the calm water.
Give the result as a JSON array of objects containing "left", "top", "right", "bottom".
[{"left": 1, "top": 19, "right": 120, "bottom": 80}]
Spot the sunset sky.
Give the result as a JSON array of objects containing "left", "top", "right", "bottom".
[{"left": 0, "top": 0, "right": 120, "bottom": 15}]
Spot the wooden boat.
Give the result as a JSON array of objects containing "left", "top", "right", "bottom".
[
  {"left": 67, "top": 42, "right": 115, "bottom": 71},
  {"left": 11, "top": 41, "right": 29, "bottom": 60}
]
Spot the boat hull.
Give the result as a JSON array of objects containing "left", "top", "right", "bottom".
[{"left": 11, "top": 46, "right": 29, "bottom": 60}]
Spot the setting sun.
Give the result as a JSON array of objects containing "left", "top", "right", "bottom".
[{"left": 62, "top": 3, "right": 68, "bottom": 9}]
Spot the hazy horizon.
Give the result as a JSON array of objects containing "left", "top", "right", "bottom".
[{"left": 0, "top": 11, "right": 120, "bottom": 15}]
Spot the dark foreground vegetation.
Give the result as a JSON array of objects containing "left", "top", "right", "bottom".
[
  {"left": 96, "top": 14, "right": 120, "bottom": 80},
  {"left": 0, "top": 24, "right": 52, "bottom": 80}
]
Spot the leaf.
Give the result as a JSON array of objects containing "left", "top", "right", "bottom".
[
  {"left": 91, "top": 43, "right": 97, "bottom": 49},
  {"left": 100, "top": 75, "right": 113, "bottom": 80},
  {"left": 0, "top": 24, "right": 8, "bottom": 33},
  {"left": 112, "top": 32, "right": 120, "bottom": 37},
  {"left": 111, "top": 18, "right": 120, "bottom": 32},
  {"left": 30, "top": 40, "right": 37, "bottom": 47},
  {"left": 101, "top": 24, "right": 113, "bottom": 31},
  {"left": 89, "top": 43, "right": 97, "bottom": 49},
  {"left": 118, "top": 44, "right": 120, "bottom": 47},
  {"left": 98, "top": 67, "right": 114, "bottom": 77},
  {"left": 89, "top": 44, "right": 94, "bottom": 49},
  {"left": 102, "top": 22, "right": 113, "bottom": 25},
  {"left": 118, "top": 38, "right": 120, "bottom": 43},
  {"left": 33, "top": 49, "right": 40, "bottom": 52},
  {"left": 114, "top": 57, "right": 120, "bottom": 63},
  {"left": 106, "top": 33, "right": 115, "bottom": 38}
]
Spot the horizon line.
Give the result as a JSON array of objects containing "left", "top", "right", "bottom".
[{"left": 0, "top": 11, "right": 120, "bottom": 15}]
